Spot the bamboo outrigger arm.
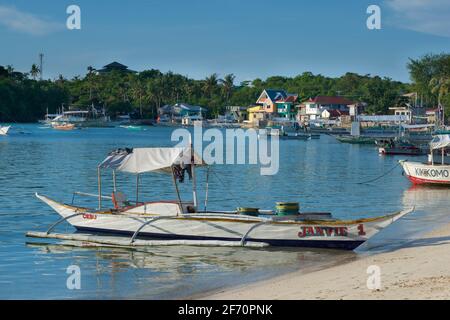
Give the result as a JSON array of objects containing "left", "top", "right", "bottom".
[
  {"left": 130, "top": 216, "right": 178, "bottom": 244},
  {"left": 45, "top": 212, "right": 86, "bottom": 235},
  {"left": 239, "top": 221, "right": 270, "bottom": 246}
]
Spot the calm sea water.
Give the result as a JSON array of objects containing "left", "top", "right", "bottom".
[{"left": 0, "top": 124, "right": 449, "bottom": 299}]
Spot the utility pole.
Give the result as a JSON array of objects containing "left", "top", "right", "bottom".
[{"left": 39, "top": 53, "right": 44, "bottom": 80}]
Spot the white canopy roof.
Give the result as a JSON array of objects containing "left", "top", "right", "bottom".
[
  {"left": 99, "top": 147, "right": 204, "bottom": 174},
  {"left": 430, "top": 135, "right": 450, "bottom": 150}
]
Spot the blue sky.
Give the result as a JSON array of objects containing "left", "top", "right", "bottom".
[{"left": 1, "top": 0, "right": 450, "bottom": 83}]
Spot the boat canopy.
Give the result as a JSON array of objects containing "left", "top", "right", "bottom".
[
  {"left": 99, "top": 147, "right": 204, "bottom": 174},
  {"left": 430, "top": 134, "right": 450, "bottom": 150}
]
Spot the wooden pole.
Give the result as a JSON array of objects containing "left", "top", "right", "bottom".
[
  {"left": 136, "top": 174, "right": 140, "bottom": 204},
  {"left": 192, "top": 164, "right": 198, "bottom": 209},
  {"left": 431, "top": 147, "right": 434, "bottom": 165},
  {"left": 204, "top": 167, "right": 210, "bottom": 212},
  {"left": 112, "top": 170, "right": 117, "bottom": 192},
  {"left": 171, "top": 166, "right": 183, "bottom": 215},
  {"left": 189, "top": 135, "right": 198, "bottom": 209},
  {"left": 97, "top": 167, "right": 102, "bottom": 210}
]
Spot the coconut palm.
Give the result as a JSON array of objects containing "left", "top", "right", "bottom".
[
  {"left": 203, "top": 73, "right": 218, "bottom": 98},
  {"left": 6, "top": 65, "right": 14, "bottom": 75},
  {"left": 220, "top": 73, "right": 235, "bottom": 103},
  {"left": 30, "top": 64, "right": 40, "bottom": 80},
  {"left": 131, "top": 76, "right": 145, "bottom": 117},
  {"left": 430, "top": 76, "right": 450, "bottom": 125},
  {"left": 86, "top": 66, "right": 96, "bottom": 101}
]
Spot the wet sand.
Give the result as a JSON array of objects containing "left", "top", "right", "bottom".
[{"left": 203, "top": 223, "right": 450, "bottom": 300}]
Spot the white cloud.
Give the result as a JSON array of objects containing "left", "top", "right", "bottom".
[
  {"left": 384, "top": 0, "right": 450, "bottom": 37},
  {"left": 0, "top": 5, "right": 62, "bottom": 35}
]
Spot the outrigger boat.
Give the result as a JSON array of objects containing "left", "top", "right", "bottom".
[
  {"left": 399, "top": 134, "right": 450, "bottom": 185},
  {"left": 30, "top": 147, "right": 412, "bottom": 250}
]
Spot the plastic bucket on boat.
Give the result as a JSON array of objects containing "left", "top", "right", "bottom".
[
  {"left": 275, "top": 202, "right": 300, "bottom": 216},
  {"left": 237, "top": 207, "right": 260, "bottom": 216}
]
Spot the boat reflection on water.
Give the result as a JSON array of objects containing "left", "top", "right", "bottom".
[
  {"left": 357, "top": 185, "right": 450, "bottom": 254},
  {"left": 26, "top": 240, "right": 354, "bottom": 299}
]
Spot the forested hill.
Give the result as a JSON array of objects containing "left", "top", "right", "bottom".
[{"left": 1, "top": 53, "right": 449, "bottom": 123}]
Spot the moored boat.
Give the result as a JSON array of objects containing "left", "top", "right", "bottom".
[
  {"left": 377, "top": 139, "right": 426, "bottom": 156},
  {"left": 31, "top": 146, "right": 412, "bottom": 250},
  {"left": 51, "top": 105, "right": 112, "bottom": 128},
  {"left": 336, "top": 135, "right": 377, "bottom": 144},
  {"left": 52, "top": 123, "right": 75, "bottom": 131},
  {"left": 400, "top": 134, "right": 450, "bottom": 185}
]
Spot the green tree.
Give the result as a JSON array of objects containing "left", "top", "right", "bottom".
[
  {"left": 220, "top": 73, "right": 235, "bottom": 103},
  {"left": 30, "top": 64, "right": 40, "bottom": 80}
]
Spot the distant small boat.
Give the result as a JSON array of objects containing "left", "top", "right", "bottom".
[
  {"left": 377, "top": 139, "right": 426, "bottom": 156},
  {"left": 280, "top": 133, "right": 312, "bottom": 140},
  {"left": 53, "top": 123, "right": 75, "bottom": 131},
  {"left": 0, "top": 125, "right": 11, "bottom": 136},
  {"left": 120, "top": 125, "right": 143, "bottom": 131},
  {"left": 336, "top": 135, "right": 377, "bottom": 144},
  {"left": 266, "top": 127, "right": 317, "bottom": 140}
]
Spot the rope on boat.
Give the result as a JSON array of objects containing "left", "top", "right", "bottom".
[
  {"left": 210, "top": 169, "right": 243, "bottom": 207},
  {"left": 356, "top": 162, "right": 401, "bottom": 185}
]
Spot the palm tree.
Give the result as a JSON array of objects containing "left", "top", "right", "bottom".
[
  {"left": 131, "top": 76, "right": 145, "bottom": 118},
  {"left": 220, "top": 73, "right": 235, "bottom": 103},
  {"left": 203, "top": 73, "right": 218, "bottom": 98},
  {"left": 30, "top": 64, "right": 40, "bottom": 80},
  {"left": 430, "top": 76, "right": 450, "bottom": 125},
  {"left": 86, "top": 66, "right": 96, "bottom": 101},
  {"left": 6, "top": 65, "right": 14, "bottom": 75}
]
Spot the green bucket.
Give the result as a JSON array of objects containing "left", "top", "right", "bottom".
[
  {"left": 275, "top": 202, "right": 300, "bottom": 216},
  {"left": 237, "top": 207, "right": 260, "bottom": 216}
]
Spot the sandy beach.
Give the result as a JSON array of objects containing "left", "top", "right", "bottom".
[{"left": 204, "top": 223, "right": 450, "bottom": 300}]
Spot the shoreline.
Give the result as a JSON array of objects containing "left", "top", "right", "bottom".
[{"left": 201, "top": 223, "right": 450, "bottom": 300}]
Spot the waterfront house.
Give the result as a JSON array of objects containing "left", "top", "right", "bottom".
[
  {"left": 321, "top": 109, "right": 349, "bottom": 120},
  {"left": 225, "top": 106, "right": 248, "bottom": 122},
  {"left": 302, "top": 96, "right": 354, "bottom": 121},
  {"left": 389, "top": 106, "right": 412, "bottom": 124},
  {"left": 158, "top": 103, "right": 207, "bottom": 122},
  {"left": 426, "top": 108, "right": 440, "bottom": 124},
  {"left": 247, "top": 105, "right": 268, "bottom": 126},
  {"left": 348, "top": 102, "right": 367, "bottom": 119},
  {"left": 256, "top": 89, "right": 288, "bottom": 114},
  {"left": 96, "top": 62, "right": 137, "bottom": 74},
  {"left": 275, "top": 95, "right": 299, "bottom": 120}
]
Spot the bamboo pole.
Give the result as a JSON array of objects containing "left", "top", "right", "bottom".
[
  {"left": 171, "top": 166, "right": 183, "bottom": 215},
  {"left": 189, "top": 135, "right": 198, "bottom": 209},
  {"left": 204, "top": 167, "right": 210, "bottom": 212},
  {"left": 97, "top": 167, "right": 102, "bottom": 210},
  {"left": 136, "top": 174, "right": 140, "bottom": 204},
  {"left": 113, "top": 170, "right": 117, "bottom": 193}
]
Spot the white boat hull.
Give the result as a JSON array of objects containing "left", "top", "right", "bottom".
[
  {"left": 0, "top": 126, "right": 11, "bottom": 136},
  {"left": 36, "top": 194, "right": 411, "bottom": 250},
  {"left": 400, "top": 160, "right": 450, "bottom": 185}
]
